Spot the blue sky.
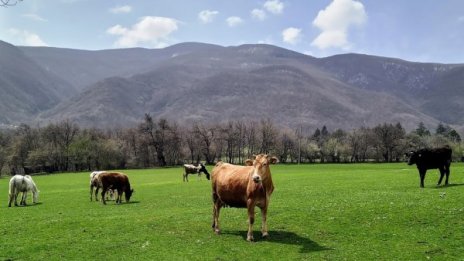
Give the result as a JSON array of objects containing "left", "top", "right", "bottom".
[{"left": 1, "top": 0, "right": 464, "bottom": 63}]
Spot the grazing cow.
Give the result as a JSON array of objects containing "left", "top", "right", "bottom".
[
  {"left": 8, "top": 175, "right": 39, "bottom": 207},
  {"left": 211, "top": 154, "right": 277, "bottom": 241},
  {"left": 99, "top": 172, "right": 134, "bottom": 205},
  {"left": 90, "top": 171, "right": 106, "bottom": 201},
  {"left": 183, "top": 163, "right": 210, "bottom": 182},
  {"left": 90, "top": 171, "right": 116, "bottom": 201},
  {"left": 406, "top": 146, "right": 452, "bottom": 188}
]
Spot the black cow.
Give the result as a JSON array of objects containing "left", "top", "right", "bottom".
[{"left": 406, "top": 147, "right": 452, "bottom": 188}]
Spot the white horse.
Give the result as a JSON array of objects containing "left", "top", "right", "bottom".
[{"left": 8, "top": 175, "right": 39, "bottom": 207}]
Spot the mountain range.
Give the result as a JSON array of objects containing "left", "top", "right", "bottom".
[{"left": 1, "top": 40, "right": 463, "bottom": 133}]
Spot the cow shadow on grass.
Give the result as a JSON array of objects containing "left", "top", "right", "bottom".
[
  {"left": 101, "top": 200, "right": 141, "bottom": 205},
  {"left": 221, "top": 230, "right": 331, "bottom": 253},
  {"left": 9, "top": 202, "right": 42, "bottom": 208},
  {"left": 431, "top": 183, "right": 464, "bottom": 189}
]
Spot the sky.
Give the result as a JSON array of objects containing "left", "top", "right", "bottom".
[{"left": 1, "top": 0, "right": 464, "bottom": 63}]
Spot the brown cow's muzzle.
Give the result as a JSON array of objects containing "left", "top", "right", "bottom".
[{"left": 252, "top": 175, "right": 262, "bottom": 184}]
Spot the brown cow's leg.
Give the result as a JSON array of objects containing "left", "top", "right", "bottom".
[
  {"left": 95, "top": 187, "right": 100, "bottom": 201},
  {"left": 261, "top": 206, "right": 269, "bottom": 238},
  {"left": 212, "top": 197, "right": 221, "bottom": 234},
  {"left": 101, "top": 189, "right": 107, "bottom": 205},
  {"left": 247, "top": 200, "right": 255, "bottom": 241},
  {"left": 117, "top": 189, "right": 122, "bottom": 204}
]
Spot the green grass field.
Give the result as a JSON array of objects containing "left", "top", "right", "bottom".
[{"left": 1, "top": 163, "right": 463, "bottom": 260}]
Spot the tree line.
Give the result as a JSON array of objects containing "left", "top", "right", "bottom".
[{"left": 0, "top": 114, "right": 462, "bottom": 176}]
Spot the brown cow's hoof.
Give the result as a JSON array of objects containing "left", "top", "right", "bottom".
[
  {"left": 262, "top": 232, "right": 269, "bottom": 238},
  {"left": 247, "top": 236, "right": 254, "bottom": 242},
  {"left": 214, "top": 229, "right": 220, "bottom": 235}
]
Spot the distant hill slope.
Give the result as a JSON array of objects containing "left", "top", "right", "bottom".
[
  {"left": 1, "top": 41, "right": 463, "bottom": 131},
  {"left": 19, "top": 42, "right": 224, "bottom": 90},
  {"left": 312, "top": 53, "right": 464, "bottom": 125},
  {"left": 37, "top": 44, "right": 440, "bottom": 131},
  {"left": 0, "top": 41, "right": 75, "bottom": 125}
]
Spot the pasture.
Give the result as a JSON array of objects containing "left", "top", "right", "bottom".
[{"left": 1, "top": 163, "right": 463, "bottom": 260}]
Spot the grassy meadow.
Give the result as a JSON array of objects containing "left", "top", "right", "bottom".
[{"left": 0, "top": 163, "right": 463, "bottom": 260}]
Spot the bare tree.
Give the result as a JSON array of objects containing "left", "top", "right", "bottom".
[
  {"left": 245, "top": 121, "right": 258, "bottom": 159},
  {"left": 260, "top": 119, "right": 278, "bottom": 154},
  {"left": 1, "top": 0, "right": 22, "bottom": 7},
  {"left": 7, "top": 124, "right": 37, "bottom": 173},
  {"left": 184, "top": 126, "right": 200, "bottom": 163},
  {"left": 222, "top": 121, "right": 238, "bottom": 163},
  {"left": 164, "top": 122, "right": 182, "bottom": 165},
  {"left": 194, "top": 123, "right": 215, "bottom": 164},
  {"left": 276, "top": 131, "right": 295, "bottom": 163},
  {"left": 235, "top": 120, "right": 246, "bottom": 164},
  {"left": 138, "top": 114, "right": 171, "bottom": 167},
  {"left": 372, "top": 123, "right": 405, "bottom": 162}
]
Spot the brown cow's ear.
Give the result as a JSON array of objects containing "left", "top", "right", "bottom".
[
  {"left": 245, "top": 159, "right": 253, "bottom": 166},
  {"left": 270, "top": 157, "right": 278, "bottom": 164}
]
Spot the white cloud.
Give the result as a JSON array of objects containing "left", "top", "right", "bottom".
[
  {"left": 107, "top": 16, "right": 179, "bottom": 48},
  {"left": 22, "top": 14, "right": 47, "bottom": 22},
  {"left": 263, "top": 0, "right": 284, "bottom": 14},
  {"left": 311, "top": 0, "right": 367, "bottom": 50},
  {"left": 226, "top": 16, "right": 243, "bottom": 27},
  {"left": 251, "top": 9, "right": 266, "bottom": 21},
  {"left": 8, "top": 28, "right": 48, "bottom": 46},
  {"left": 110, "top": 5, "right": 132, "bottom": 14},
  {"left": 282, "top": 27, "right": 302, "bottom": 45},
  {"left": 198, "top": 10, "right": 219, "bottom": 24}
]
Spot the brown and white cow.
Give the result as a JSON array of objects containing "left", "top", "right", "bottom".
[
  {"left": 211, "top": 154, "right": 277, "bottom": 241},
  {"left": 183, "top": 163, "right": 210, "bottom": 182},
  {"left": 99, "top": 172, "right": 134, "bottom": 205},
  {"left": 90, "top": 171, "right": 106, "bottom": 201}
]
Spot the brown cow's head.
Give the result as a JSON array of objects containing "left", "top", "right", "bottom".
[
  {"left": 125, "top": 189, "right": 134, "bottom": 202},
  {"left": 245, "top": 154, "right": 278, "bottom": 184}
]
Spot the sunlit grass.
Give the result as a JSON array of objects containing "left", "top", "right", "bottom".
[{"left": 0, "top": 163, "right": 463, "bottom": 260}]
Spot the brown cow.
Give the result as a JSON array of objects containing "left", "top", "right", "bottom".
[
  {"left": 211, "top": 154, "right": 277, "bottom": 241},
  {"left": 99, "top": 172, "right": 134, "bottom": 205},
  {"left": 90, "top": 171, "right": 116, "bottom": 202}
]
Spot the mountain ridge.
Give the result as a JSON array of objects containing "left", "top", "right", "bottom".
[{"left": 1, "top": 40, "right": 463, "bottom": 133}]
